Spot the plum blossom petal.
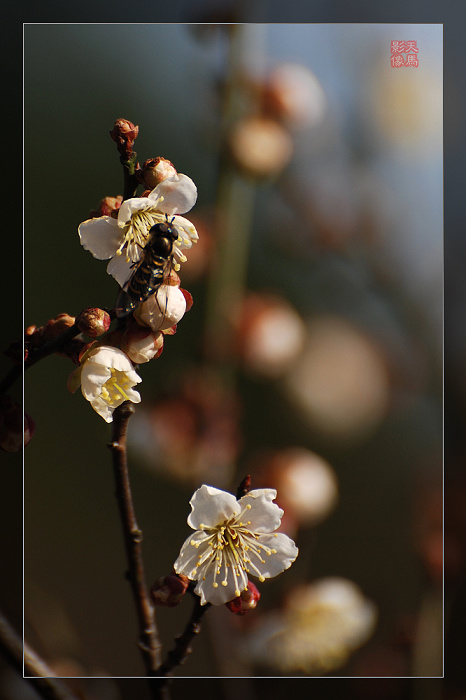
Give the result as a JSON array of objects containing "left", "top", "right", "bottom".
[
  {"left": 238, "top": 489, "right": 283, "bottom": 533},
  {"left": 148, "top": 174, "right": 197, "bottom": 215},
  {"left": 174, "top": 485, "right": 298, "bottom": 605},
  {"left": 106, "top": 253, "right": 134, "bottom": 288},
  {"left": 78, "top": 217, "right": 123, "bottom": 260},
  {"left": 187, "top": 485, "right": 240, "bottom": 530}
]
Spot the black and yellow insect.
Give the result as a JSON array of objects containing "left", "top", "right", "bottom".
[{"left": 115, "top": 220, "right": 178, "bottom": 318}]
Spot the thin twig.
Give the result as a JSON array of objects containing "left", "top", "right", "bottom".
[
  {"left": 108, "top": 402, "right": 162, "bottom": 676},
  {"left": 0, "top": 611, "right": 79, "bottom": 700},
  {"left": 155, "top": 594, "right": 211, "bottom": 680}
]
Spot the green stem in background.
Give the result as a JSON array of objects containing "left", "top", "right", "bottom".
[
  {"left": 0, "top": 611, "right": 79, "bottom": 700},
  {"left": 203, "top": 25, "right": 260, "bottom": 383},
  {"left": 108, "top": 402, "right": 162, "bottom": 679}
]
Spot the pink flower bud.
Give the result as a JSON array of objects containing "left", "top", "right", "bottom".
[
  {"left": 120, "top": 323, "right": 164, "bottom": 364},
  {"left": 89, "top": 195, "right": 123, "bottom": 219},
  {"left": 0, "top": 396, "right": 35, "bottom": 452},
  {"left": 225, "top": 581, "right": 261, "bottom": 615},
  {"left": 110, "top": 118, "right": 139, "bottom": 144},
  {"left": 150, "top": 573, "right": 189, "bottom": 607},
  {"left": 138, "top": 157, "right": 177, "bottom": 190},
  {"left": 76, "top": 308, "right": 111, "bottom": 338}
]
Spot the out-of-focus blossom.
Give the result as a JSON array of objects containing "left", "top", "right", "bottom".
[
  {"left": 174, "top": 484, "right": 298, "bottom": 606},
  {"left": 236, "top": 294, "right": 306, "bottom": 378},
  {"left": 67, "top": 346, "right": 141, "bottom": 422},
  {"left": 127, "top": 367, "right": 241, "bottom": 487},
  {"left": 264, "top": 448, "right": 338, "bottom": 528},
  {"left": 246, "top": 577, "right": 377, "bottom": 674},
  {"left": 0, "top": 396, "right": 35, "bottom": 452},
  {"left": 369, "top": 57, "right": 442, "bottom": 150},
  {"left": 78, "top": 174, "right": 198, "bottom": 287},
  {"left": 228, "top": 116, "right": 293, "bottom": 179},
  {"left": 133, "top": 283, "right": 187, "bottom": 332},
  {"left": 284, "top": 316, "right": 390, "bottom": 442},
  {"left": 176, "top": 212, "right": 213, "bottom": 282},
  {"left": 263, "top": 63, "right": 327, "bottom": 129}
]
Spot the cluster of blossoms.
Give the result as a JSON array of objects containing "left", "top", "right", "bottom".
[{"left": 67, "top": 145, "right": 198, "bottom": 422}]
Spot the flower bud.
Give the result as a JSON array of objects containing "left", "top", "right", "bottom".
[
  {"left": 76, "top": 308, "right": 111, "bottom": 338},
  {"left": 150, "top": 573, "right": 189, "bottom": 607},
  {"left": 134, "top": 284, "right": 187, "bottom": 332},
  {"left": 226, "top": 581, "right": 261, "bottom": 615},
  {"left": 89, "top": 195, "right": 123, "bottom": 219},
  {"left": 0, "top": 396, "right": 35, "bottom": 452},
  {"left": 120, "top": 323, "right": 164, "bottom": 364},
  {"left": 110, "top": 118, "right": 139, "bottom": 146},
  {"left": 138, "top": 157, "right": 177, "bottom": 190}
]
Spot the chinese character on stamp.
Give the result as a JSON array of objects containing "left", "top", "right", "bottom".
[{"left": 390, "top": 40, "right": 419, "bottom": 67}]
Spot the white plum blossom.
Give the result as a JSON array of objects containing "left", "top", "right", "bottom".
[
  {"left": 78, "top": 174, "right": 198, "bottom": 287},
  {"left": 174, "top": 484, "right": 298, "bottom": 606},
  {"left": 68, "top": 345, "right": 142, "bottom": 422},
  {"left": 134, "top": 283, "right": 187, "bottom": 332}
]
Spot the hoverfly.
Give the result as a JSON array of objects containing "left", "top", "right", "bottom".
[{"left": 115, "top": 218, "right": 179, "bottom": 318}]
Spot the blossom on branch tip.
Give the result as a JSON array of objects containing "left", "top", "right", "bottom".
[
  {"left": 68, "top": 345, "right": 141, "bottom": 422},
  {"left": 174, "top": 484, "right": 298, "bottom": 606},
  {"left": 78, "top": 174, "right": 198, "bottom": 288}
]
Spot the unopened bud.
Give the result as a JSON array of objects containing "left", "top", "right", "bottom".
[
  {"left": 150, "top": 573, "right": 189, "bottom": 607},
  {"left": 120, "top": 322, "right": 164, "bottom": 364},
  {"left": 89, "top": 195, "right": 123, "bottom": 219},
  {"left": 110, "top": 118, "right": 139, "bottom": 144},
  {"left": 0, "top": 396, "right": 35, "bottom": 452},
  {"left": 138, "top": 157, "right": 177, "bottom": 190},
  {"left": 76, "top": 308, "right": 111, "bottom": 338},
  {"left": 225, "top": 581, "right": 260, "bottom": 615}
]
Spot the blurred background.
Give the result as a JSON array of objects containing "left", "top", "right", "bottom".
[{"left": 0, "top": 14, "right": 455, "bottom": 700}]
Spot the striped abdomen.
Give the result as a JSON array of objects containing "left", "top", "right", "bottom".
[{"left": 115, "top": 222, "right": 178, "bottom": 318}]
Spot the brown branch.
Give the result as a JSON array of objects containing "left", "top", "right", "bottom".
[
  {"left": 108, "top": 402, "right": 162, "bottom": 676},
  {"left": 155, "top": 595, "right": 211, "bottom": 679},
  {"left": 0, "top": 323, "right": 82, "bottom": 397},
  {"left": 0, "top": 611, "right": 79, "bottom": 700}
]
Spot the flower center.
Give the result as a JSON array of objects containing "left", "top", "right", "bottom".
[
  {"left": 190, "top": 504, "right": 278, "bottom": 598},
  {"left": 117, "top": 208, "right": 163, "bottom": 261},
  {"left": 100, "top": 369, "right": 134, "bottom": 407}
]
